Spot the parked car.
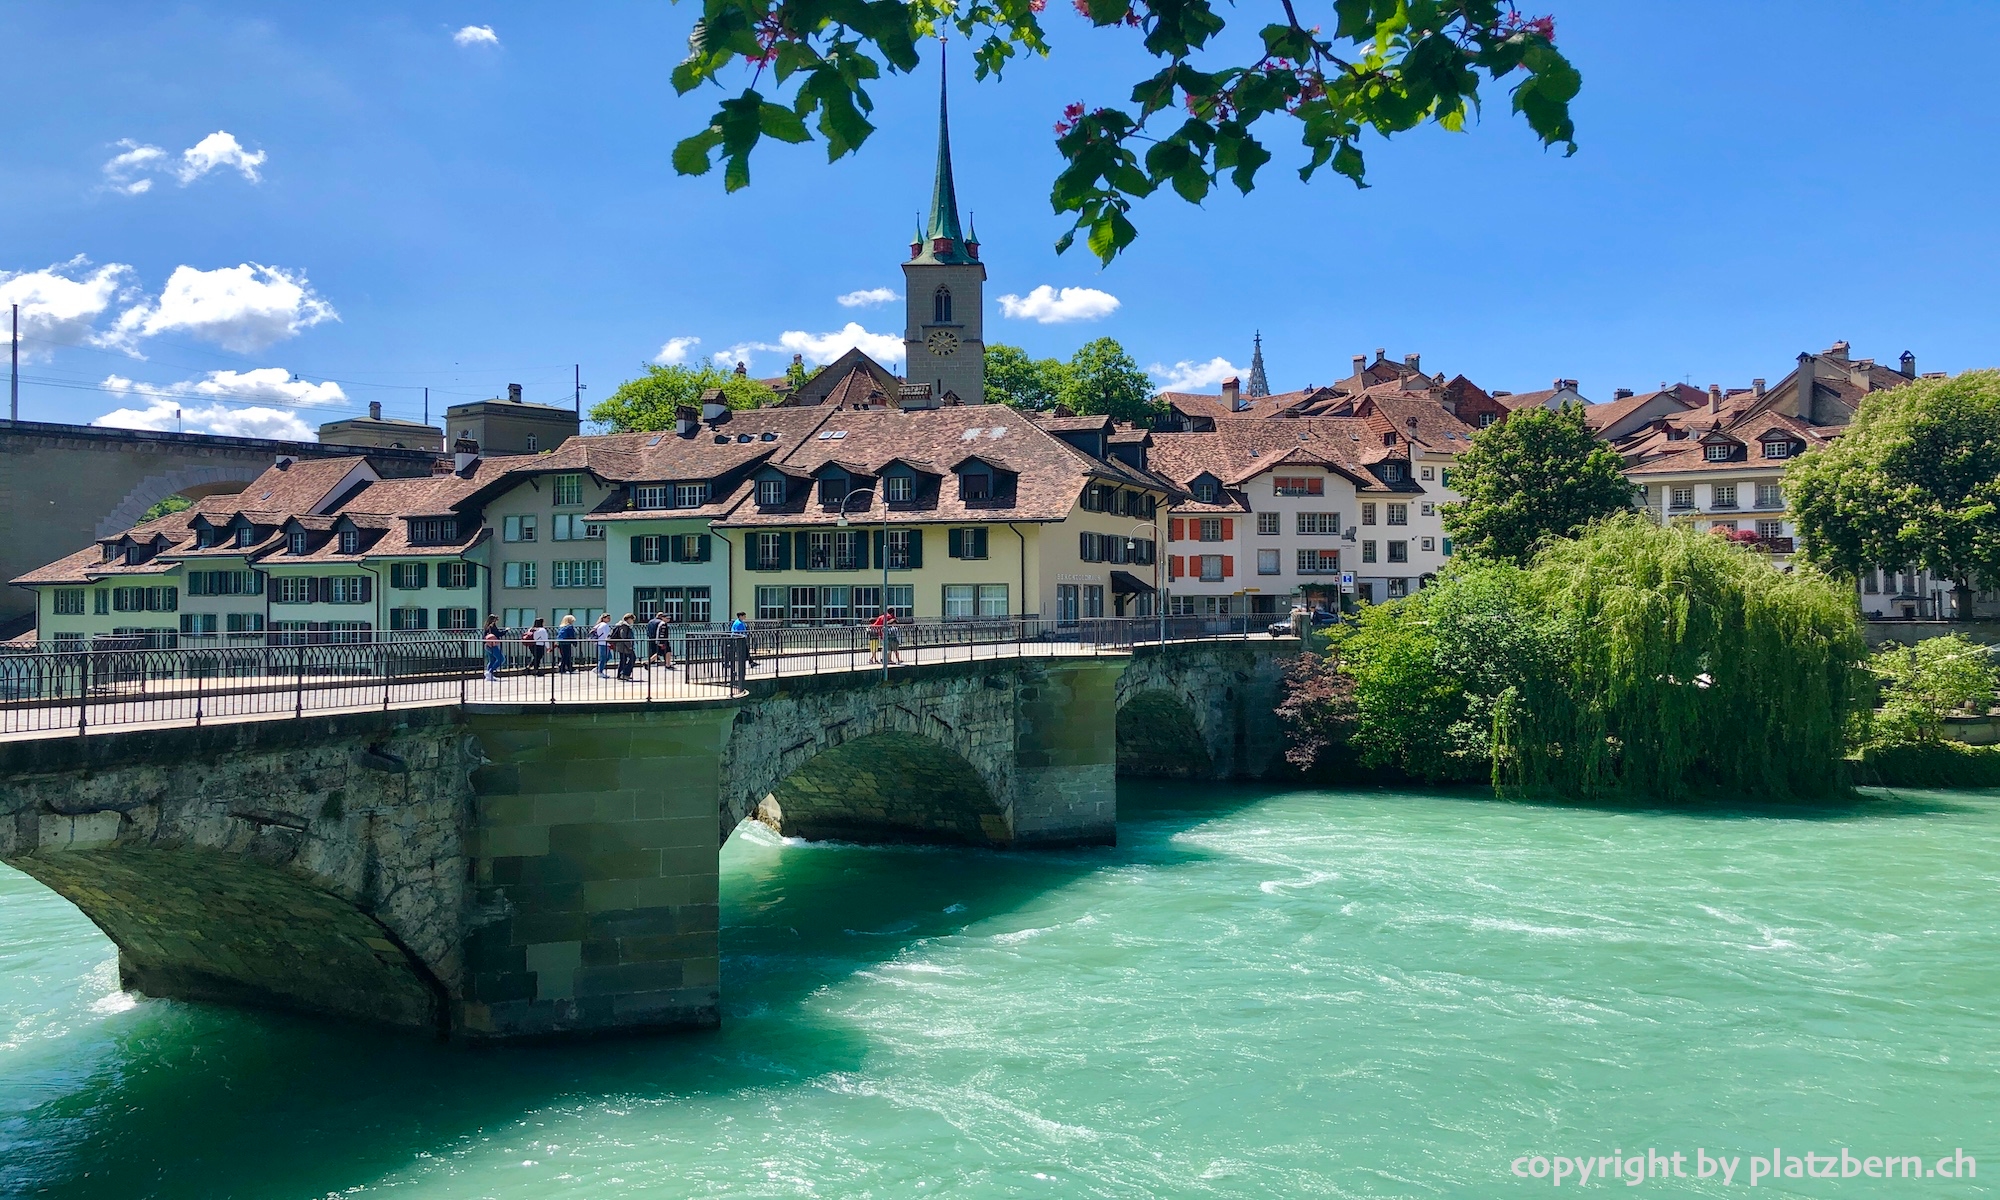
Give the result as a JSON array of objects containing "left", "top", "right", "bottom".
[{"left": 1267, "top": 609, "right": 1340, "bottom": 637}]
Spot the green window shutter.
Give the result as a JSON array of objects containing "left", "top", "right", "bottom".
[
  {"left": 667, "top": 536, "right": 683, "bottom": 563},
  {"left": 697, "top": 534, "right": 712, "bottom": 563},
  {"left": 873, "top": 529, "right": 884, "bottom": 565},
  {"left": 778, "top": 531, "right": 794, "bottom": 570},
  {"left": 948, "top": 528, "right": 964, "bottom": 558},
  {"left": 745, "top": 534, "right": 759, "bottom": 570},
  {"left": 631, "top": 535, "right": 644, "bottom": 563},
  {"left": 907, "top": 529, "right": 923, "bottom": 569},
  {"left": 973, "top": 527, "right": 988, "bottom": 558},
  {"left": 793, "top": 531, "right": 810, "bottom": 570},
  {"left": 854, "top": 531, "right": 868, "bottom": 571}
]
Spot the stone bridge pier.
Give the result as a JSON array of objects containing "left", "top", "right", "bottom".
[{"left": 0, "top": 641, "right": 1293, "bottom": 1039}]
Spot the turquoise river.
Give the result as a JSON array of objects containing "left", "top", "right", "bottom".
[{"left": 2, "top": 782, "right": 1997, "bottom": 1198}]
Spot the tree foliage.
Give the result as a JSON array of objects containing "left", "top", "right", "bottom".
[
  {"left": 139, "top": 494, "right": 194, "bottom": 523},
  {"left": 1787, "top": 369, "right": 2000, "bottom": 615},
  {"left": 1495, "top": 516, "right": 1867, "bottom": 802},
  {"left": 1332, "top": 560, "right": 1549, "bottom": 782},
  {"left": 588, "top": 361, "right": 778, "bottom": 432},
  {"left": 670, "top": 0, "right": 1580, "bottom": 262},
  {"left": 984, "top": 344, "right": 1068, "bottom": 411},
  {"left": 1057, "top": 336, "right": 1159, "bottom": 422},
  {"left": 1865, "top": 634, "right": 1998, "bottom": 747},
  {"left": 1440, "top": 403, "right": 1633, "bottom": 564}
]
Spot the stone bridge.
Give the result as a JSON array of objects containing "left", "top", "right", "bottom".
[{"left": 0, "top": 641, "right": 1292, "bottom": 1039}]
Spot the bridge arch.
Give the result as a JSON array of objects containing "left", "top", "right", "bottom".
[
  {"left": 746, "top": 730, "right": 1009, "bottom": 846},
  {"left": 97, "top": 464, "right": 264, "bottom": 536},
  {"left": 1115, "top": 688, "right": 1216, "bottom": 779},
  {"left": 10, "top": 843, "right": 447, "bottom": 1030}
]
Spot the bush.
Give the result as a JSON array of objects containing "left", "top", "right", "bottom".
[
  {"left": 1852, "top": 742, "right": 2000, "bottom": 789},
  {"left": 1864, "top": 634, "right": 1998, "bottom": 746}
]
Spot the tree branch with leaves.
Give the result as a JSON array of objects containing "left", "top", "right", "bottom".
[{"left": 671, "top": 0, "right": 1579, "bottom": 262}]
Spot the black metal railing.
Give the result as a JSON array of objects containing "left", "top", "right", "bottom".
[{"left": 0, "top": 617, "right": 1281, "bottom": 738}]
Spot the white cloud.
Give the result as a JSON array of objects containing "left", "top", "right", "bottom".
[
  {"left": 1150, "top": 356, "right": 1244, "bottom": 393},
  {"left": 836, "top": 287, "right": 897, "bottom": 308},
  {"left": 107, "top": 263, "right": 337, "bottom": 354},
  {"left": 0, "top": 257, "right": 139, "bottom": 359},
  {"left": 778, "top": 323, "right": 904, "bottom": 367},
  {"left": 101, "top": 131, "right": 264, "bottom": 195},
  {"left": 996, "top": 285, "right": 1120, "bottom": 324},
  {"left": 453, "top": 24, "right": 499, "bottom": 46},
  {"left": 102, "top": 140, "right": 166, "bottom": 195},
  {"left": 654, "top": 336, "right": 701, "bottom": 365},
  {"left": 175, "top": 132, "right": 266, "bottom": 184},
  {"left": 92, "top": 368, "right": 347, "bottom": 441}
]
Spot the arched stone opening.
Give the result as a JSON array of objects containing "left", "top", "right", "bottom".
[
  {"left": 97, "top": 465, "right": 262, "bottom": 536},
  {"left": 6, "top": 845, "right": 446, "bottom": 1033},
  {"left": 1116, "top": 689, "right": 1215, "bottom": 779},
  {"left": 752, "top": 731, "right": 1009, "bottom": 846}
]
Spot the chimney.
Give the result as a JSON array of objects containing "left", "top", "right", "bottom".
[
  {"left": 1899, "top": 350, "right": 1916, "bottom": 379},
  {"left": 507, "top": 383, "right": 523, "bottom": 403},
  {"left": 453, "top": 435, "right": 480, "bottom": 475},
  {"left": 1351, "top": 354, "right": 1367, "bottom": 376},
  {"left": 1613, "top": 388, "right": 1634, "bottom": 400},
  {"left": 1491, "top": 390, "right": 1512, "bottom": 398},
  {"left": 1707, "top": 384, "right": 1722, "bottom": 414},
  {"left": 1752, "top": 377, "right": 1766, "bottom": 398},
  {"left": 700, "top": 388, "right": 728, "bottom": 421},
  {"left": 1403, "top": 352, "right": 1421, "bottom": 373},
  {"left": 367, "top": 400, "right": 382, "bottom": 420},
  {"left": 1825, "top": 340, "right": 1850, "bottom": 362},
  {"left": 675, "top": 405, "right": 700, "bottom": 436},
  {"left": 1221, "top": 377, "right": 1241, "bottom": 410},
  {"left": 1374, "top": 347, "right": 1387, "bottom": 363}
]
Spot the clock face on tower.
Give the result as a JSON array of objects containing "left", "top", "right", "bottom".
[{"left": 926, "top": 329, "right": 960, "bottom": 357}]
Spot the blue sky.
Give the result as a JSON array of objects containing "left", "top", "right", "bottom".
[{"left": 2, "top": 2, "right": 1996, "bottom": 439}]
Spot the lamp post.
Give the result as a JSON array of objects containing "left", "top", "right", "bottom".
[
  {"left": 837, "top": 487, "right": 891, "bottom": 680},
  {"left": 1126, "top": 521, "right": 1163, "bottom": 646}
]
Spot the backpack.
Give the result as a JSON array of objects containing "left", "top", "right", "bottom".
[{"left": 521, "top": 629, "right": 535, "bottom": 645}]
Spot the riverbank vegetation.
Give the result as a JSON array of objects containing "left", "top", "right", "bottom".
[{"left": 1282, "top": 517, "right": 1870, "bottom": 801}]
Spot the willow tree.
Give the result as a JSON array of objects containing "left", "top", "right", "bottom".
[{"left": 1494, "top": 515, "right": 1867, "bottom": 801}]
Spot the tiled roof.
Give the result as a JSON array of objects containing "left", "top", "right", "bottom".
[
  {"left": 1581, "top": 386, "right": 1698, "bottom": 432},
  {"left": 1149, "top": 418, "right": 1430, "bottom": 498},
  {"left": 780, "top": 349, "right": 904, "bottom": 407},
  {"left": 10, "top": 509, "right": 203, "bottom": 586},
  {"left": 717, "top": 405, "right": 1174, "bottom": 528}
]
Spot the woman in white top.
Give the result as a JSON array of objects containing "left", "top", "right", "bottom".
[{"left": 592, "top": 616, "right": 614, "bottom": 677}]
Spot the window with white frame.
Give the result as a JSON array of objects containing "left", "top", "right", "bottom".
[
  {"left": 553, "top": 474, "right": 584, "bottom": 507},
  {"left": 1387, "top": 578, "right": 1408, "bottom": 598},
  {"left": 1670, "top": 487, "right": 1695, "bottom": 509},
  {"left": 675, "top": 482, "right": 710, "bottom": 508},
  {"left": 1705, "top": 443, "right": 1732, "bottom": 462},
  {"left": 976, "top": 584, "right": 1008, "bottom": 618},
  {"left": 550, "top": 514, "right": 602, "bottom": 541},
  {"left": 504, "top": 515, "right": 537, "bottom": 541},
  {"left": 1421, "top": 537, "right": 1436, "bottom": 552},
  {"left": 1361, "top": 540, "right": 1377, "bottom": 563},
  {"left": 1387, "top": 541, "right": 1408, "bottom": 563},
  {"left": 1713, "top": 484, "right": 1738, "bottom": 508},
  {"left": 633, "top": 485, "right": 668, "bottom": 509},
  {"left": 1757, "top": 483, "right": 1784, "bottom": 508},
  {"left": 757, "top": 478, "right": 786, "bottom": 506},
  {"left": 1757, "top": 519, "right": 1784, "bottom": 540},
  {"left": 1256, "top": 512, "right": 1279, "bottom": 535},
  {"left": 1762, "top": 440, "right": 1792, "bottom": 460},
  {"left": 1198, "top": 554, "right": 1224, "bottom": 582},
  {"left": 1386, "top": 504, "right": 1408, "bottom": 526},
  {"left": 1296, "top": 512, "right": 1341, "bottom": 535},
  {"left": 1361, "top": 502, "right": 1377, "bottom": 525},
  {"left": 1297, "top": 549, "right": 1339, "bottom": 574},
  {"left": 504, "top": 561, "right": 538, "bottom": 588},
  {"left": 943, "top": 584, "right": 976, "bottom": 619},
  {"left": 338, "top": 529, "right": 360, "bottom": 554},
  {"left": 886, "top": 475, "right": 913, "bottom": 503},
  {"left": 551, "top": 559, "right": 604, "bottom": 588}
]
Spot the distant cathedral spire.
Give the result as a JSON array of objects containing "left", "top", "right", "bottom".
[
  {"left": 927, "top": 45, "right": 966, "bottom": 247},
  {"left": 1246, "top": 331, "right": 1270, "bottom": 397}
]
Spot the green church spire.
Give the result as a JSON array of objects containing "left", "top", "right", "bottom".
[{"left": 925, "top": 48, "right": 966, "bottom": 248}]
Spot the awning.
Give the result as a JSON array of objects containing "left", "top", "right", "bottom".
[{"left": 1110, "top": 570, "right": 1155, "bottom": 594}]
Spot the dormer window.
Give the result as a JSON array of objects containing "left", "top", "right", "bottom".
[
  {"left": 289, "top": 531, "right": 309, "bottom": 555},
  {"left": 102, "top": 543, "right": 118, "bottom": 562},
  {"left": 1383, "top": 463, "right": 1405, "bottom": 482},
  {"left": 674, "top": 482, "right": 710, "bottom": 508},
  {"left": 757, "top": 478, "right": 786, "bottom": 507},
  {"left": 338, "top": 529, "right": 360, "bottom": 554},
  {"left": 1706, "top": 444, "right": 1733, "bottom": 462},
  {"left": 934, "top": 286, "right": 952, "bottom": 324},
  {"left": 236, "top": 526, "right": 255, "bottom": 548},
  {"left": 633, "top": 485, "right": 668, "bottom": 509},
  {"left": 1193, "top": 480, "right": 1218, "bottom": 503},
  {"left": 1762, "top": 440, "right": 1793, "bottom": 460},
  {"left": 194, "top": 528, "right": 212, "bottom": 549},
  {"left": 409, "top": 518, "right": 457, "bottom": 545},
  {"left": 886, "top": 475, "right": 914, "bottom": 504}
]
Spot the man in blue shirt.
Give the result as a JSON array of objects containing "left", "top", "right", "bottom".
[{"left": 730, "top": 611, "right": 755, "bottom": 667}]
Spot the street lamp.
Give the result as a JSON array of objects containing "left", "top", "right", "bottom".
[
  {"left": 837, "top": 487, "right": 891, "bottom": 680},
  {"left": 1126, "top": 520, "right": 1164, "bottom": 646}
]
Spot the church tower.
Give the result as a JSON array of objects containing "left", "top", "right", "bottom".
[{"left": 902, "top": 52, "right": 986, "bottom": 404}]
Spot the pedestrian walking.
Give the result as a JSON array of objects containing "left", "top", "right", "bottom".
[
  {"left": 481, "top": 615, "right": 506, "bottom": 682},
  {"left": 592, "top": 615, "right": 613, "bottom": 677},
  {"left": 866, "top": 610, "right": 886, "bottom": 663},
  {"left": 526, "top": 618, "right": 549, "bottom": 672},
  {"left": 646, "top": 612, "right": 675, "bottom": 670},
  {"left": 730, "top": 611, "right": 756, "bottom": 667},
  {"left": 882, "top": 611, "right": 902, "bottom": 665},
  {"left": 555, "top": 614, "right": 579, "bottom": 673},
  {"left": 612, "top": 613, "right": 638, "bottom": 681}
]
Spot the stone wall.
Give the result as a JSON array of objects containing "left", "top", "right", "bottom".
[{"left": 1113, "top": 640, "right": 1293, "bottom": 779}]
